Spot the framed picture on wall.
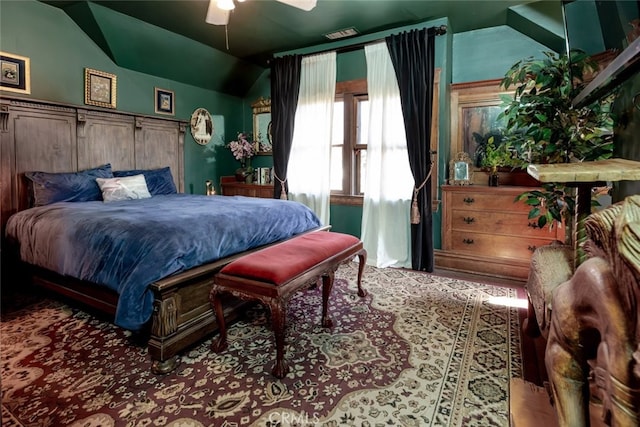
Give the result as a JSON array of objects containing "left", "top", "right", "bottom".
[
  {"left": 84, "top": 68, "right": 117, "bottom": 109},
  {"left": 0, "top": 51, "right": 31, "bottom": 94},
  {"left": 154, "top": 87, "right": 175, "bottom": 116}
]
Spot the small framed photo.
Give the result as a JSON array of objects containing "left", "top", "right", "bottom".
[
  {"left": 0, "top": 51, "right": 31, "bottom": 94},
  {"left": 449, "top": 152, "right": 473, "bottom": 185},
  {"left": 84, "top": 68, "right": 117, "bottom": 109},
  {"left": 154, "top": 87, "right": 175, "bottom": 116}
]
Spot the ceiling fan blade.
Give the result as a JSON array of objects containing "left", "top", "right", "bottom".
[
  {"left": 275, "top": 0, "right": 317, "bottom": 12},
  {"left": 205, "top": 0, "right": 230, "bottom": 25}
]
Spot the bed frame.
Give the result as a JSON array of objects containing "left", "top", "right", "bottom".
[{"left": 0, "top": 96, "right": 323, "bottom": 373}]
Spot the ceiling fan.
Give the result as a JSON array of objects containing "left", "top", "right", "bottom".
[{"left": 206, "top": 0, "right": 317, "bottom": 26}]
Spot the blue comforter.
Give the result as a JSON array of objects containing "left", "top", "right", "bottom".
[{"left": 5, "top": 194, "right": 322, "bottom": 330}]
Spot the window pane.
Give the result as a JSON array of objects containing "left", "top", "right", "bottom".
[
  {"left": 359, "top": 149, "right": 367, "bottom": 194},
  {"left": 357, "top": 98, "right": 368, "bottom": 194},
  {"left": 331, "top": 147, "right": 343, "bottom": 191},
  {"left": 333, "top": 100, "right": 344, "bottom": 144},
  {"left": 330, "top": 100, "right": 344, "bottom": 192},
  {"left": 357, "top": 99, "right": 369, "bottom": 145}
]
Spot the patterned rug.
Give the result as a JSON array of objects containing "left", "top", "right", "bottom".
[{"left": 1, "top": 263, "right": 523, "bottom": 426}]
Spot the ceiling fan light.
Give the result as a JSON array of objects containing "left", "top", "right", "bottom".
[
  {"left": 217, "top": 0, "right": 235, "bottom": 11},
  {"left": 206, "top": 0, "right": 230, "bottom": 25},
  {"left": 276, "top": 0, "right": 317, "bottom": 12}
]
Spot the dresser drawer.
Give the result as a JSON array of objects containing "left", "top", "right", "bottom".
[
  {"left": 450, "top": 209, "right": 561, "bottom": 238},
  {"left": 449, "top": 191, "right": 530, "bottom": 213},
  {"left": 449, "top": 231, "right": 555, "bottom": 261},
  {"left": 221, "top": 177, "right": 274, "bottom": 199}
]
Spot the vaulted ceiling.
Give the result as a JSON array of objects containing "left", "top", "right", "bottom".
[{"left": 41, "top": 0, "right": 565, "bottom": 96}]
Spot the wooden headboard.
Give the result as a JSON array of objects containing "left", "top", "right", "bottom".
[{"left": 0, "top": 96, "right": 187, "bottom": 231}]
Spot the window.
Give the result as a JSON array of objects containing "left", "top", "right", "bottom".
[
  {"left": 330, "top": 71, "right": 440, "bottom": 210},
  {"left": 331, "top": 79, "right": 368, "bottom": 202}
]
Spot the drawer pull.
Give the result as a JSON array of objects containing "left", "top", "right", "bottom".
[
  {"left": 463, "top": 217, "right": 475, "bottom": 224},
  {"left": 528, "top": 222, "right": 540, "bottom": 229},
  {"left": 528, "top": 245, "right": 537, "bottom": 252},
  {"left": 463, "top": 197, "right": 475, "bottom": 204},
  {"left": 463, "top": 238, "right": 474, "bottom": 245}
]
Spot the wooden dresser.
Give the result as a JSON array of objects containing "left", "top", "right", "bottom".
[
  {"left": 437, "top": 185, "right": 565, "bottom": 281},
  {"left": 220, "top": 176, "right": 274, "bottom": 198}
]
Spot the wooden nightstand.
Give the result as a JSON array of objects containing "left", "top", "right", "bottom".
[{"left": 220, "top": 176, "right": 274, "bottom": 199}]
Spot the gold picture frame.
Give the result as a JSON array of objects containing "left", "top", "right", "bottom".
[
  {"left": 449, "top": 152, "right": 473, "bottom": 185},
  {"left": 154, "top": 87, "right": 175, "bottom": 116},
  {"left": 0, "top": 51, "right": 31, "bottom": 94},
  {"left": 252, "top": 97, "right": 272, "bottom": 155},
  {"left": 84, "top": 68, "right": 117, "bottom": 109}
]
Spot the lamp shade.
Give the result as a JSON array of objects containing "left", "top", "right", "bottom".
[
  {"left": 206, "top": 0, "right": 230, "bottom": 25},
  {"left": 217, "top": 0, "right": 235, "bottom": 11}
]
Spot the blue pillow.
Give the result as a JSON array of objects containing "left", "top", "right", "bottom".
[
  {"left": 25, "top": 164, "right": 114, "bottom": 207},
  {"left": 113, "top": 166, "right": 177, "bottom": 195}
]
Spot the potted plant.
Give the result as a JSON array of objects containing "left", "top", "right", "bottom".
[
  {"left": 497, "top": 50, "right": 616, "bottom": 229},
  {"left": 475, "top": 132, "right": 522, "bottom": 186}
]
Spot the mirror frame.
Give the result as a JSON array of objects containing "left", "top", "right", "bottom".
[
  {"left": 449, "top": 79, "right": 513, "bottom": 184},
  {"left": 449, "top": 152, "right": 473, "bottom": 185},
  {"left": 252, "top": 97, "right": 271, "bottom": 155}
]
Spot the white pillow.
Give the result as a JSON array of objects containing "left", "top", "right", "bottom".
[{"left": 96, "top": 174, "right": 152, "bottom": 202}]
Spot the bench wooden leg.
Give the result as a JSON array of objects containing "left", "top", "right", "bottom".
[
  {"left": 321, "top": 272, "right": 335, "bottom": 328},
  {"left": 209, "top": 290, "right": 229, "bottom": 353},
  {"left": 356, "top": 249, "right": 367, "bottom": 298},
  {"left": 268, "top": 300, "right": 288, "bottom": 379}
]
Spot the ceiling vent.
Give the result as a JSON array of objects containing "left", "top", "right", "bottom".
[{"left": 324, "top": 27, "right": 359, "bottom": 40}]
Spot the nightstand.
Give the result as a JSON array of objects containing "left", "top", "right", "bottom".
[{"left": 220, "top": 176, "right": 274, "bottom": 199}]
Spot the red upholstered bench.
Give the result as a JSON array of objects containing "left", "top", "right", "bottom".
[{"left": 209, "top": 231, "right": 367, "bottom": 378}]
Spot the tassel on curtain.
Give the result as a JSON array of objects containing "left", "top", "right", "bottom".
[
  {"left": 274, "top": 172, "right": 288, "bottom": 200},
  {"left": 411, "top": 169, "right": 432, "bottom": 224}
]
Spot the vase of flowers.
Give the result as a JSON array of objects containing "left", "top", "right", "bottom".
[{"left": 227, "top": 132, "right": 256, "bottom": 183}]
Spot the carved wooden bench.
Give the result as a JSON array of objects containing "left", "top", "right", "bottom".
[{"left": 209, "top": 231, "right": 367, "bottom": 378}]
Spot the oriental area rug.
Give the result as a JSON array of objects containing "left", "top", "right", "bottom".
[{"left": 1, "top": 263, "right": 523, "bottom": 427}]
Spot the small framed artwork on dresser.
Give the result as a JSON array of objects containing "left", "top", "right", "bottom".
[{"left": 449, "top": 152, "right": 473, "bottom": 185}]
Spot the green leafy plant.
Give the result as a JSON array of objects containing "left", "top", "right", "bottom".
[
  {"left": 518, "top": 183, "right": 576, "bottom": 229},
  {"left": 479, "top": 134, "right": 522, "bottom": 170},
  {"left": 498, "top": 50, "right": 616, "bottom": 229}
]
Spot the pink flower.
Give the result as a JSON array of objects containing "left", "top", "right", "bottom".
[{"left": 227, "top": 132, "right": 256, "bottom": 161}]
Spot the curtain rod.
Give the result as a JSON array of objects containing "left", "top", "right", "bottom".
[{"left": 273, "top": 25, "right": 447, "bottom": 62}]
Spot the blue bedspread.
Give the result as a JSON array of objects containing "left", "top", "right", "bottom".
[{"left": 5, "top": 194, "right": 322, "bottom": 330}]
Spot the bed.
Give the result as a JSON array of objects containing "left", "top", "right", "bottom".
[{"left": 0, "top": 96, "right": 323, "bottom": 373}]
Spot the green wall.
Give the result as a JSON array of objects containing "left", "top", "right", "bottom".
[
  {"left": 0, "top": 0, "right": 247, "bottom": 195},
  {"left": 452, "top": 26, "right": 548, "bottom": 83}
]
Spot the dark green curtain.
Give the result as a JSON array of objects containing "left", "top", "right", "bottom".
[
  {"left": 270, "top": 55, "right": 302, "bottom": 199},
  {"left": 386, "top": 28, "right": 436, "bottom": 271}
]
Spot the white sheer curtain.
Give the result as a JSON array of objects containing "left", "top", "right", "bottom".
[
  {"left": 361, "top": 43, "right": 413, "bottom": 268},
  {"left": 288, "top": 52, "right": 336, "bottom": 225}
]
